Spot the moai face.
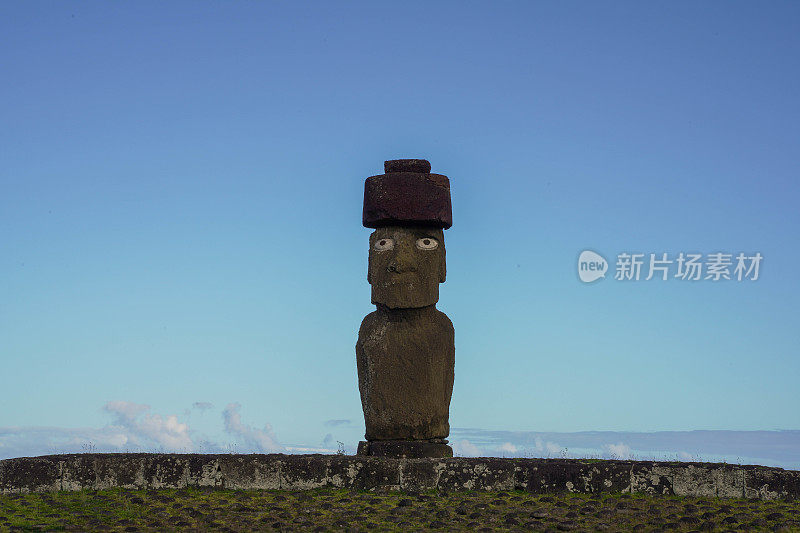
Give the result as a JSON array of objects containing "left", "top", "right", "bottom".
[{"left": 368, "top": 225, "right": 446, "bottom": 309}]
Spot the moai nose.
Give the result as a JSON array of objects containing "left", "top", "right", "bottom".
[{"left": 388, "top": 247, "right": 417, "bottom": 273}]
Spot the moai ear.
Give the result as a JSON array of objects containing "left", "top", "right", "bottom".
[
  {"left": 367, "top": 255, "right": 373, "bottom": 285},
  {"left": 367, "top": 230, "right": 375, "bottom": 285},
  {"left": 439, "top": 248, "right": 446, "bottom": 283}
]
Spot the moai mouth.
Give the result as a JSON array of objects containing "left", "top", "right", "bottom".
[{"left": 356, "top": 159, "right": 455, "bottom": 458}]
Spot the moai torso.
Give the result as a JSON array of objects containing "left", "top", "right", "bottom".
[
  {"left": 357, "top": 305, "right": 454, "bottom": 440},
  {"left": 356, "top": 160, "right": 455, "bottom": 458}
]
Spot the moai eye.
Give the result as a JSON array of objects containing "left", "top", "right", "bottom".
[
  {"left": 373, "top": 238, "right": 394, "bottom": 251},
  {"left": 416, "top": 237, "right": 439, "bottom": 250}
]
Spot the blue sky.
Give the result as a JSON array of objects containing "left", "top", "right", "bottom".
[{"left": 2, "top": 2, "right": 799, "bottom": 467}]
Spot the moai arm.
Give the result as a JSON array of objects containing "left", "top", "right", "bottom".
[{"left": 436, "top": 308, "right": 456, "bottom": 428}]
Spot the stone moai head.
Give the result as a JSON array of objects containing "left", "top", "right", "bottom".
[
  {"left": 363, "top": 159, "right": 452, "bottom": 309},
  {"left": 368, "top": 225, "right": 446, "bottom": 308}
]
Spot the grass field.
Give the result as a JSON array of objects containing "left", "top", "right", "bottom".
[{"left": 1, "top": 486, "right": 799, "bottom": 531}]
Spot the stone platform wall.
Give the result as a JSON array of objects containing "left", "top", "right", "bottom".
[{"left": 1, "top": 454, "right": 798, "bottom": 500}]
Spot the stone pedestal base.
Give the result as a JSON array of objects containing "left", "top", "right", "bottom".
[{"left": 357, "top": 440, "right": 453, "bottom": 458}]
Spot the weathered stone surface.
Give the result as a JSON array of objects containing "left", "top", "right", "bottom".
[
  {"left": 670, "top": 463, "right": 721, "bottom": 498},
  {"left": 279, "top": 454, "right": 334, "bottom": 490},
  {"left": 714, "top": 464, "right": 747, "bottom": 498},
  {"left": 1, "top": 454, "right": 799, "bottom": 499},
  {"left": 437, "top": 458, "right": 517, "bottom": 491},
  {"left": 93, "top": 453, "right": 146, "bottom": 488},
  {"left": 519, "top": 459, "right": 631, "bottom": 494},
  {"left": 218, "top": 454, "right": 280, "bottom": 489},
  {"left": 184, "top": 453, "right": 222, "bottom": 487},
  {"left": 368, "top": 226, "right": 445, "bottom": 309},
  {"left": 357, "top": 440, "right": 453, "bottom": 458},
  {"left": 356, "top": 305, "right": 455, "bottom": 441},
  {"left": 363, "top": 169, "right": 452, "bottom": 229},
  {"left": 582, "top": 461, "right": 633, "bottom": 493},
  {"left": 744, "top": 464, "right": 800, "bottom": 499},
  {"left": 630, "top": 461, "right": 675, "bottom": 495},
  {"left": 60, "top": 454, "right": 97, "bottom": 491},
  {"left": 399, "top": 458, "right": 448, "bottom": 491},
  {"left": 140, "top": 454, "right": 187, "bottom": 488},
  {"left": 327, "top": 455, "right": 401, "bottom": 490},
  {"left": 0, "top": 455, "right": 61, "bottom": 493}
]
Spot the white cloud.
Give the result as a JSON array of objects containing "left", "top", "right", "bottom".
[
  {"left": 4, "top": 410, "right": 799, "bottom": 470},
  {"left": 0, "top": 401, "right": 285, "bottom": 459},
  {"left": 0, "top": 425, "right": 126, "bottom": 457},
  {"left": 546, "top": 442, "right": 562, "bottom": 454},
  {"left": 286, "top": 446, "right": 337, "bottom": 453},
  {"left": 103, "top": 401, "right": 193, "bottom": 450},
  {"left": 222, "top": 403, "right": 284, "bottom": 453},
  {"left": 450, "top": 428, "right": 800, "bottom": 469},
  {"left": 533, "top": 436, "right": 564, "bottom": 455},
  {"left": 498, "top": 442, "right": 518, "bottom": 454},
  {"left": 452, "top": 439, "right": 481, "bottom": 457},
  {"left": 604, "top": 442, "right": 632, "bottom": 459}
]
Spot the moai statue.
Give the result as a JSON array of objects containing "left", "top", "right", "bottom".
[{"left": 356, "top": 159, "right": 455, "bottom": 458}]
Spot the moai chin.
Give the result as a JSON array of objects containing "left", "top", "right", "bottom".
[{"left": 356, "top": 159, "right": 455, "bottom": 458}]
